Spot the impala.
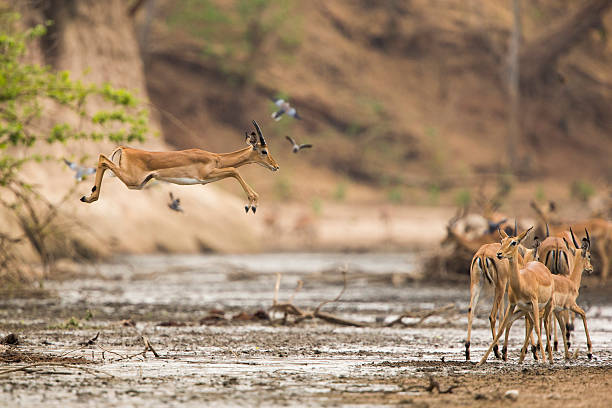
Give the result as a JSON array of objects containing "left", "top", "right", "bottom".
[
  {"left": 537, "top": 224, "right": 575, "bottom": 350},
  {"left": 531, "top": 200, "right": 612, "bottom": 282},
  {"left": 80, "top": 120, "right": 279, "bottom": 213},
  {"left": 464, "top": 222, "right": 538, "bottom": 361},
  {"left": 477, "top": 227, "right": 554, "bottom": 366}
]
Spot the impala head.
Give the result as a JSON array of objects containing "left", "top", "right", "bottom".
[
  {"left": 497, "top": 226, "right": 533, "bottom": 260},
  {"left": 245, "top": 120, "right": 279, "bottom": 172},
  {"left": 564, "top": 228, "right": 593, "bottom": 274}
]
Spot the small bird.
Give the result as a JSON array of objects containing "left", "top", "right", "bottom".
[
  {"left": 63, "top": 158, "right": 96, "bottom": 181},
  {"left": 271, "top": 98, "right": 301, "bottom": 121},
  {"left": 285, "top": 135, "right": 312, "bottom": 154},
  {"left": 168, "top": 192, "right": 183, "bottom": 213}
]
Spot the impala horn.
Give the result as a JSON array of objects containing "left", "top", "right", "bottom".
[
  {"left": 545, "top": 223, "right": 550, "bottom": 238},
  {"left": 252, "top": 120, "right": 266, "bottom": 147},
  {"left": 584, "top": 228, "right": 591, "bottom": 249},
  {"left": 570, "top": 227, "right": 580, "bottom": 249},
  {"left": 514, "top": 219, "right": 518, "bottom": 236}
]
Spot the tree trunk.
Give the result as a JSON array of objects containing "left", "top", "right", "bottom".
[
  {"left": 507, "top": 0, "right": 521, "bottom": 169},
  {"left": 520, "top": 0, "right": 612, "bottom": 85}
]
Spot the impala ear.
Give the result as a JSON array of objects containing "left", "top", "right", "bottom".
[
  {"left": 246, "top": 131, "right": 258, "bottom": 147},
  {"left": 517, "top": 226, "right": 533, "bottom": 243},
  {"left": 581, "top": 236, "right": 589, "bottom": 257}
]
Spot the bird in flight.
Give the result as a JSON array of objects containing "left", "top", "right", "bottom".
[
  {"left": 168, "top": 192, "right": 184, "bottom": 213},
  {"left": 285, "top": 135, "right": 312, "bottom": 154},
  {"left": 271, "top": 98, "right": 301, "bottom": 121},
  {"left": 63, "top": 159, "right": 96, "bottom": 181}
]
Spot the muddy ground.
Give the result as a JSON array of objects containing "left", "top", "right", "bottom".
[{"left": 1, "top": 253, "right": 611, "bottom": 407}]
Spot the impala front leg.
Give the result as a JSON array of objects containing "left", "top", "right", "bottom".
[{"left": 209, "top": 168, "right": 259, "bottom": 214}]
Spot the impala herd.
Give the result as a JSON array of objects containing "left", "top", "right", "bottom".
[{"left": 447, "top": 200, "right": 611, "bottom": 365}]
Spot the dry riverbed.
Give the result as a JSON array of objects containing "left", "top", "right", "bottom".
[{"left": 1, "top": 253, "right": 611, "bottom": 407}]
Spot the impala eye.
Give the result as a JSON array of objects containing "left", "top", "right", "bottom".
[
  {"left": 510, "top": 241, "right": 517, "bottom": 246},
  {"left": 261, "top": 150, "right": 268, "bottom": 155}
]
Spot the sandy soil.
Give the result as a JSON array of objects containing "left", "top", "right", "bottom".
[{"left": 1, "top": 254, "right": 611, "bottom": 407}]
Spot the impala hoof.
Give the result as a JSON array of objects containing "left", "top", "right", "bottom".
[
  {"left": 245, "top": 205, "right": 249, "bottom": 213},
  {"left": 493, "top": 345, "right": 500, "bottom": 359},
  {"left": 251, "top": 206, "right": 256, "bottom": 214},
  {"left": 80, "top": 196, "right": 86, "bottom": 202},
  {"left": 588, "top": 353, "right": 592, "bottom": 360}
]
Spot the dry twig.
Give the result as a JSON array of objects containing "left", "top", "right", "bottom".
[
  {"left": 269, "top": 268, "right": 367, "bottom": 327},
  {"left": 404, "top": 376, "right": 459, "bottom": 394}
]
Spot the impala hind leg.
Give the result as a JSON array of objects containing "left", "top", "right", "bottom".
[
  {"left": 555, "top": 311, "right": 571, "bottom": 360},
  {"left": 477, "top": 304, "right": 515, "bottom": 366},
  {"left": 502, "top": 309, "right": 524, "bottom": 361},
  {"left": 465, "top": 279, "right": 481, "bottom": 361},
  {"left": 80, "top": 154, "right": 145, "bottom": 203},
  {"left": 531, "top": 300, "right": 546, "bottom": 364},
  {"left": 519, "top": 314, "right": 535, "bottom": 363},
  {"left": 489, "top": 284, "right": 505, "bottom": 359},
  {"left": 543, "top": 305, "right": 554, "bottom": 364},
  {"left": 552, "top": 313, "right": 558, "bottom": 351}
]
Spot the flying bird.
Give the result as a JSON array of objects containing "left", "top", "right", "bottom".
[
  {"left": 285, "top": 135, "right": 312, "bottom": 154},
  {"left": 271, "top": 98, "right": 301, "bottom": 121},
  {"left": 63, "top": 159, "right": 96, "bottom": 181},
  {"left": 168, "top": 192, "right": 184, "bottom": 213}
]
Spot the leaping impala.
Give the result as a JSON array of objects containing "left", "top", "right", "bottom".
[{"left": 80, "top": 120, "right": 279, "bottom": 213}]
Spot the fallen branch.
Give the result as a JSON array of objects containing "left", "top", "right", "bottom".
[
  {"left": 0, "top": 362, "right": 114, "bottom": 378},
  {"left": 386, "top": 304, "right": 456, "bottom": 327},
  {"left": 269, "top": 267, "right": 366, "bottom": 327}
]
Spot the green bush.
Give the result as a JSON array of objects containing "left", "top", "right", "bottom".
[
  {"left": 387, "top": 186, "right": 404, "bottom": 204},
  {"left": 333, "top": 181, "right": 347, "bottom": 201},
  {"left": 454, "top": 188, "right": 471, "bottom": 209},
  {"left": 0, "top": 11, "right": 151, "bottom": 280},
  {"left": 570, "top": 180, "right": 596, "bottom": 202}
]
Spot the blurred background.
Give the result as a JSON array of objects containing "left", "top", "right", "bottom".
[{"left": 2, "top": 0, "right": 612, "bottom": 283}]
